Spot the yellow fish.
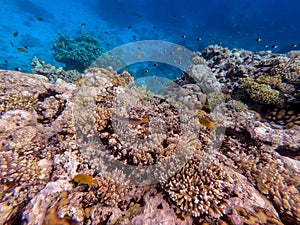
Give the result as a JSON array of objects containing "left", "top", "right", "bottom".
[
  {"left": 73, "top": 174, "right": 98, "bottom": 186},
  {"left": 117, "top": 117, "right": 149, "bottom": 126},
  {"left": 199, "top": 117, "right": 216, "bottom": 129},
  {"left": 17, "top": 47, "right": 28, "bottom": 53},
  {"left": 136, "top": 53, "right": 142, "bottom": 58}
]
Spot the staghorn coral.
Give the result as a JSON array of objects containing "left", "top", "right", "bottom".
[
  {"left": 53, "top": 34, "right": 106, "bottom": 72},
  {"left": 31, "top": 56, "right": 81, "bottom": 83}
]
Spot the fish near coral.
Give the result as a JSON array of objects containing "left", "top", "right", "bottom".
[
  {"left": 73, "top": 174, "right": 98, "bottom": 186},
  {"left": 117, "top": 117, "right": 149, "bottom": 126},
  {"left": 199, "top": 117, "right": 216, "bottom": 129}
]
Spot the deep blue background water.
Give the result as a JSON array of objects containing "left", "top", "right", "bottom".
[{"left": 0, "top": 0, "right": 299, "bottom": 74}]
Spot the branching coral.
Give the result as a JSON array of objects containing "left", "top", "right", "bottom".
[{"left": 162, "top": 157, "right": 233, "bottom": 218}]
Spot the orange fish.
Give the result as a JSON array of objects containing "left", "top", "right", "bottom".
[
  {"left": 17, "top": 47, "right": 28, "bottom": 53},
  {"left": 199, "top": 117, "right": 216, "bottom": 129},
  {"left": 73, "top": 174, "right": 98, "bottom": 186},
  {"left": 55, "top": 40, "right": 62, "bottom": 46},
  {"left": 117, "top": 117, "right": 149, "bottom": 126}
]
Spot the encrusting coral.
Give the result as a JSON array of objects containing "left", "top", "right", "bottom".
[{"left": 240, "top": 77, "right": 280, "bottom": 105}]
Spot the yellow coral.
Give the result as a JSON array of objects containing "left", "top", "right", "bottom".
[
  {"left": 255, "top": 74, "right": 282, "bottom": 89},
  {"left": 241, "top": 77, "right": 280, "bottom": 105}
]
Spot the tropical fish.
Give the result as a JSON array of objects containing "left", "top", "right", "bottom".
[
  {"left": 73, "top": 174, "right": 98, "bottom": 186},
  {"left": 37, "top": 17, "right": 44, "bottom": 21},
  {"left": 199, "top": 117, "right": 216, "bottom": 129},
  {"left": 13, "top": 32, "right": 18, "bottom": 37},
  {"left": 136, "top": 53, "right": 142, "bottom": 58},
  {"left": 55, "top": 40, "right": 62, "bottom": 46},
  {"left": 116, "top": 117, "right": 149, "bottom": 126},
  {"left": 17, "top": 47, "right": 28, "bottom": 53},
  {"left": 203, "top": 103, "right": 212, "bottom": 111}
]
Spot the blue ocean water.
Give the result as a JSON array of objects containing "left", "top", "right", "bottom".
[{"left": 0, "top": 0, "right": 299, "bottom": 75}]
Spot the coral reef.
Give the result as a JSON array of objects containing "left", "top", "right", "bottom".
[
  {"left": 31, "top": 56, "right": 81, "bottom": 83},
  {"left": 53, "top": 34, "right": 106, "bottom": 72},
  {"left": 197, "top": 45, "right": 300, "bottom": 128},
  {"left": 0, "top": 46, "right": 300, "bottom": 225}
]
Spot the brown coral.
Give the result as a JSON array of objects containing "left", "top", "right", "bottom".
[
  {"left": 31, "top": 56, "right": 81, "bottom": 83},
  {"left": 162, "top": 157, "right": 232, "bottom": 218},
  {"left": 221, "top": 136, "right": 300, "bottom": 224}
]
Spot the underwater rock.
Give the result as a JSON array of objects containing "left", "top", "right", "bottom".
[{"left": 53, "top": 34, "right": 106, "bottom": 72}]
